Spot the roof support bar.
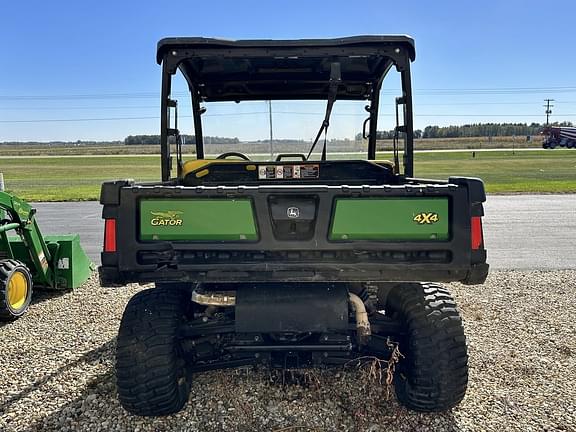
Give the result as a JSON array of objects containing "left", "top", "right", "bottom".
[
  {"left": 401, "top": 63, "right": 414, "bottom": 177},
  {"left": 160, "top": 62, "right": 172, "bottom": 181},
  {"left": 367, "top": 84, "right": 381, "bottom": 160},
  {"left": 191, "top": 89, "right": 205, "bottom": 159}
]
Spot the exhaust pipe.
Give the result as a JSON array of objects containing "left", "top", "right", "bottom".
[
  {"left": 348, "top": 293, "right": 371, "bottom": 345},
  {"left": 192, "top": 290, "right": 236, "bottom": 306},
  {"left": 191, "top": 289, "right": 371, "bottom": 345}
]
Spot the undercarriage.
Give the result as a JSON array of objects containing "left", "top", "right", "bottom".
[
  {"left": 115, "top": 280, "right": 469, "bottom": 415},
  {"left": 178, "top": 283, "right": 402, "bottom": 373}
]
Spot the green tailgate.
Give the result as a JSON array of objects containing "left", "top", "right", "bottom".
[
  {"left": 330, "top": 198, "right": 449, "bottom": 241},
  {"left": 140, "top": 199, "right": 258, "bottom": 241}
]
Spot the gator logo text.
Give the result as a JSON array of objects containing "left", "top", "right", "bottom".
[
  {"left": 150, "top": 211, "right": 183, "bottom": 226},
  {"left": 413, "top": 212, "right": 439, "bottom": 224}
]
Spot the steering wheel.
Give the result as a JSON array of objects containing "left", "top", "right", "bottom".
[{"left": 215, "top": 152, "right": 251, "bottom": 161}]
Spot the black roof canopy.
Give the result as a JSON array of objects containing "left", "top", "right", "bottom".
[{"left": 157, "top": 36, "right": 415, "bottom": 102}]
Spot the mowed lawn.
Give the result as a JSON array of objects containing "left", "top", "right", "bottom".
[
  {"left": 411, "top": 150, "right": 576, "bottom": 194},
  {"left": 0, "top": 150, "right": 575, "bottom": 201},
  {"left": 1, "top": 156, "right": 160, "bottom": 201}
]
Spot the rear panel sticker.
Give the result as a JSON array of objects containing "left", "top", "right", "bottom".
[
  {"left": 258, "top": 164, "right": 319, "bottom": 180},
  {"left": 330, "top": 198, "right": 449, "bottom": 241},
  {"left": 413, "top": 212, "right": 440, "bottom": 225},
  {"left": 140, "top": 199, "right": 258, "bottom": 241}
]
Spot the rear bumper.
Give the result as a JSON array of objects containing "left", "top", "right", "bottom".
[
  {"left": 463, "top": 262, "right": 490, "bottom": 285},
  {"left": 99, "top": 260, "right": 489, "bottom": 286}
]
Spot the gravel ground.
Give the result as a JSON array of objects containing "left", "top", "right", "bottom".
[{"left": 1, "top": 270, "right": 575, "bottom": 432}]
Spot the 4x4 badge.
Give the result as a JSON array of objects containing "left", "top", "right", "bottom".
[
  {"left": 287, "top": 207, "right": 300, "bottom": 219},
  {"left": 413, "top": 212, "right": 439, "bottom": 224}
]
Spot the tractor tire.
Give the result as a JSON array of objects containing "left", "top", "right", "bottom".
[
  {"left": 116, "top": 288, "right": 192, "bottom": 416},
  {"left": 0, "top": 259, "right": 33, "bottom": 321},
  {"left": 382, "top": 282, "right": 468, "bottom": 412}
]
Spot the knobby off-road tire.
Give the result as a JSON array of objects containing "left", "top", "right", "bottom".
[
  {"left": 383, "top": 282, "right": 468, "bottom": 412},
  {"left": 116, "top": 288, "right": 192, "bottom": 416},
  {"left": 0, "top": 259, "right": 33, "bottom": 321}
]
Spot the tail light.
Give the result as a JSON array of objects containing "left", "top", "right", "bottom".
[
  {"left": 104, "top": 219, "right": 117, "bottom": 253},
  {"left": 471, "top": 216, "right": 483, "bottom": 250}
]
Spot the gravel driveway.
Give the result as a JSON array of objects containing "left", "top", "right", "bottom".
[{"left": 1, "top": 271, "right": 575, "bottom": 431}]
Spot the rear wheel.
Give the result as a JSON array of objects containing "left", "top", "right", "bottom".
[
  {"left": 0, "top": 259, "right": 33, "bottom": 321},
  {"left": 116, "top": 287, "right": 192, "bottom": 415},
  {"left": 381, "top": 282, "right": 468, "bottom": 412}
]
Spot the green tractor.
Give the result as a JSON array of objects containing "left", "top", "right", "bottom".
[
  {"left": 99, "top": 36, "right": 488, "bottom": 415},
  {"left": 0, "top": 190, "right": 93, "bottom": 320}
]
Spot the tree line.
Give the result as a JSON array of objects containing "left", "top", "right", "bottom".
[
  {"left": 353, "top": 122, "right": 574, "bottom": 141},
  {"left": 420, "top": 122, "right": 573, "bottom": 139},
  {"left": 404, "top": 122, "right": 571, "bottom": 139},
  {"left": 126, "top": 122, "right": 574, "bottom": 145}
]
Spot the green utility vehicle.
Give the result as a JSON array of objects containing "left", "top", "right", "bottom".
[
  {"left": 100, "top": 36, "right": 489, "bottom": 415},
  {"left": 0, "top": 191, "right": 93, "bottom": 320}
]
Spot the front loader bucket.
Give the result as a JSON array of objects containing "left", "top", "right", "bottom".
[{"left": 9, "top": 234, "right": 94, "bottom": 290}]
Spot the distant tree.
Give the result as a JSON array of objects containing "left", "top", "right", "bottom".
[{"left": 419, "top": 122, "right": 553, "bottom": 138}]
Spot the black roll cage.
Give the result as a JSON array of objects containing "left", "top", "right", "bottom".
[{"left": 156, "top": 36, "right": 415, "bottom": 181}]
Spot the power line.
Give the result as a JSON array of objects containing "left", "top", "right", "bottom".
[
  {"left": 2, "top": 113, "right": 575, "bottom": 124},
  {"left": 3, "top": 86, "right": 576, "bottom": 101},
  {"left": 0, "top": 92, "right": 161, "bottom": 101},
  {"left": 0, "top": 116, "right": 160, "bottom": 123},
  {"left": 414, "top": 113, "right": 574, "bottom": 117},
  {"left": 0, "top": 112, "right": 270, "bottom": 123},
  {"left": 4, "top": 100, "right": 576, "bottom": 111},
  {"left": 0, "top": 105, "right": 161, "bottom": 111},
  {"left": 416, "top": 101, "right": 576, "bottom": 106}
]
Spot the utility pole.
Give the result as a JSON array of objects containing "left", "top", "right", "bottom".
[
  {"left": 544, "top": 99, "right": 554, "bottom": 125},
  {"left": 268, "top": 100, "right": 274, "bottom": 158}
]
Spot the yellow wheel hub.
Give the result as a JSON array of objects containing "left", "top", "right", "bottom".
[{"left": 7, "top": 271, "right": 29, "bottom": 310}]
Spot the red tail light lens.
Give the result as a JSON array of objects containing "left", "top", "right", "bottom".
[
  {"left": 104, "top": 219, "right": 117, "bottom": 252},
  {"left": 471, "top": 216, "right": 483, "bottom": 250}
]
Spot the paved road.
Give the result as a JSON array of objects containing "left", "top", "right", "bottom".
[
  {"left": 483, "top": 195, "right": 576, "bottom": 270},
  {"left": 31, "top": 201, "right": 102, "bottom": 265},
  {"left": 31, "top": 195, "right": 576, "bottom": 270}
]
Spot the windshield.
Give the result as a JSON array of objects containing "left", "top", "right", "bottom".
[
  {"left": 198, "top": 100, "right": 368, "bottom": 160},
  {"left": 170, "top": 66, "right": 403, "bottom": 163},
  {"left": 177, "top": 100, "right": 392, "bottom": 160}
]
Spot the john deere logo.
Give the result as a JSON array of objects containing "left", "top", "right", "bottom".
[
  {"left": 413, "top": 212, "right": 439, "bottom": 224},
  {"left": 287, "top": 207, "right": 300, "bottom": 219},
  {"left": 150, "top": 210, "right": 183, "bottom": 226}
]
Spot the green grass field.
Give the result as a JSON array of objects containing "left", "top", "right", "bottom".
[
  {"left": 1, "top": 156, "right": 160, "bottom": 201},
  {"left": 1, "top": 150, "right": 575, "bottom": 201},
  {"left": 413, "top": 150, "right": 576, "bottom": 194}
]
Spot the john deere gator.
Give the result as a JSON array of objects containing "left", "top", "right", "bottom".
[{"left": 99, "top": 36, "right": 489, "bottom": 415}]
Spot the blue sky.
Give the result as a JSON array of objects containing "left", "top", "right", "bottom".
[{"left": 1, "top": 0, "right": 575, "bottom": 142}]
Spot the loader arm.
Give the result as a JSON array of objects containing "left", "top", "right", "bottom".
[
  {"left": 0, "top": 191, "right": 55, "bottom": 287},
  {"left": 1, "top": 191, "right": 94, "bottom": 290}
]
